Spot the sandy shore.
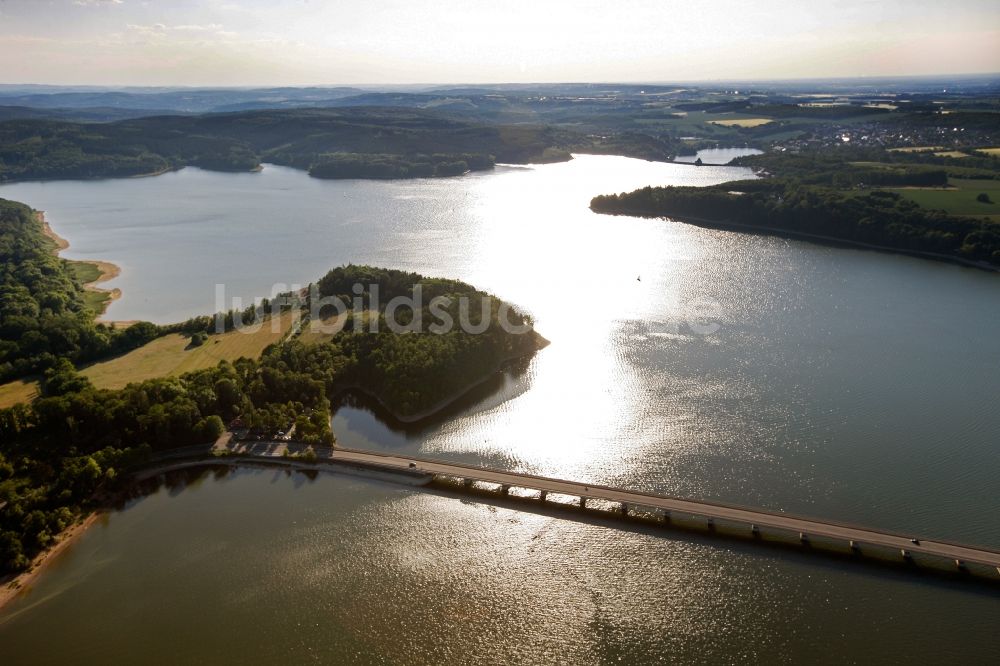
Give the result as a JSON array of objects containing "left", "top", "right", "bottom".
[
  {"left": 0, "top": 511, "right": 102, "bottom": 612},
  {"left": 39, "top": 211, "right": 69, "bottom": 251},
  {"left": 37, "top": 210, "right": 125, "bottom": 317}
]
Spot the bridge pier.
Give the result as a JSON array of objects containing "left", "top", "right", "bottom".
[{"left": 166, "top": 447, "right": 1000, "bottom": 582}]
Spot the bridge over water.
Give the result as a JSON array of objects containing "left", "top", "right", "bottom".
[{"left": 141, "top": 440, "right": 1000, "bottom": 582}]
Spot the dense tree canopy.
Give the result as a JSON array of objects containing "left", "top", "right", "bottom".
[
  {"left": 0, "top": 108, "right": 650, "bottom": 183},
  {"left": 0, "top": 199, "right": 160, "bottom": 382},
  {"left": 0, "top": 264, "right": 544, "bottom": 576},
  {"left": 308, "top": 152, "right": 494, "bottom": 179},
  {"left": 591, "top": 180, "right": 1000, "bottom": 266}
]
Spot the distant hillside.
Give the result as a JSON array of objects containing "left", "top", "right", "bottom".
[
  {"left": 0, "top": 106, "right": 181, "bottom": 123},
  {"left": 0, "top": 86, "right": 367, "bottom": 113},
  {"left": 0, "top": 106, "right": 675, "bottom": 182}
]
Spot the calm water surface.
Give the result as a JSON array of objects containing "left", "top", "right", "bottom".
[
  {"left": 2, "top": 468, "right": 998, "bottom": 665},
  {"left": 1, "top": 156, "right": 998, "bottom": 663},
  {"left": 673, "top": 147, "right": 763, "bottom": 164}
]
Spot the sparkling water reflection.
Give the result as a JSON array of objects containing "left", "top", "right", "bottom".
[
  {"left": 1, "top": 468, "right": 997, "bottom": 665},
  {"left": 1, "top": 157, "right": 999, "bottom": 662}
]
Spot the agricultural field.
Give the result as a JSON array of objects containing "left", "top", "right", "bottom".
[
  {"left": 0, "top": 312, "right": 296, "bottom": 403},
  {"left": 850, "top": 161, "right": 1000, "bottom": 179},
  {"left": 975, "top": 147, "right": 1000, "bottom": 156},
  {"left": 0, "top": 378, "right": 39, "bottom": 409},
  {"left": 888, "top": 146, "right": 945, "bottom": 153},
  {"left": 81, "top": 311, "right": 296, "bottom": 389},
  {"left": 296, "top": 311, "right": 374, "bottom": 346},
  {"left": 296, "top": 312, "right": 348, "bottom": 346},
  {"left": 889, "top": 178, "right": 1000, "bottom": 221},
  {"left": 632, "top": 110, "right": 748, "bottom": 136},
  {"left": 708, "top": 117, "right": 773, "bottom": 128},
  {"left": 933, "top": 151, "right": 970, "bottom": 158}
]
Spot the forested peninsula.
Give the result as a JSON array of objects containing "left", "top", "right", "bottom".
[
  {"left": 0, "top": 199, "right": 161, "bottom": 382},
  {"left": 0, "top": 200, "right": 546, "bottom": 577},
  {"left": 591, "top": 164, "right": 1000, "bottom": 269}
]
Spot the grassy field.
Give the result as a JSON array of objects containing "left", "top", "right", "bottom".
[
  {"left": 80, "top": 311, "right": 296, "bottom": 389},
  {"left": 68, "top": 259, "right": 119, "bottom": 316},
  {"left": 69, "top": 261, "right": 103, "bottom": 284},
  {"left": 933, "top": 151, "right": 970, "bottom": 159},
  {"left": 296, "top": 313, "right": 347, "bottom": 346},
  {"left": 850, "top": 161, "right": 1000, "bottom": 179},
  {"left": 0, "top": 378, "right": 39, "bottom": 409},
  {"left": 889, "top": 178, "right": 1000, "bottom": 221},
  {"left": 0, "top": 312, "right": 296, "bottom": 405},
  {"left": 976, "top": 147, "right": 1000, "bottom": 156},
  {"left": 708, "top": 117, "right": 773, "bottom": 128},
  {"left": 296, "top": 310, "right": 376, "bottom": 346},
  {"left": 888, "top": 146, "right": 944, "bottom": 153},
  {"left": 634, "top": 110, "right": 747, "bottom": 136},
  {"left": 0, "top": 314, "right": 295, "bottom": 402}
]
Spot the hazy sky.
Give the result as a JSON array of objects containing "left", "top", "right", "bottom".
[{"left": 1, "top": 0, "right": 998, "bottom": 85}]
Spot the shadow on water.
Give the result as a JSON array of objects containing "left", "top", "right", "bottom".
[
  {"left": 417, "top": 480, "right": 1000, "bottom": 596},
  {"left": 118, "top": 463, "right": 1000, "bottom": 598},
  {"left": 330, "top": 355, "right": 535, "bottom": 451},
  {"left": 118, "top": 464, "right": 322, "bottom": 510}
]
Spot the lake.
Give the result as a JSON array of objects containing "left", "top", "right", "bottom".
[
  {"left": 1, "top": 156, "right": 998, "bottom": 663},
  {"left": 673, "top": 147, "right": 763, "bottom": 164}
]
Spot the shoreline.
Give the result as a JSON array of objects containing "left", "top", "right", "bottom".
[
  {"left": 0, "top": 338, "right": 549, "bottom": 609},
  {"left": 334, "top": 336, "right": 550, "bottom": 425},
  {"left": 0, "top": 511, "right": 102, "bottom": 612},
  {"left": 593, "top": 207, "right": 1000, "bottom": 273},
  {"left": 37, "top": 210, "right": 125, "bottom": 317}
]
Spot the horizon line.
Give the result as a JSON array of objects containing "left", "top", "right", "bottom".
[{"left": 1, "top": 72, "right": 998, "bottom": 91}]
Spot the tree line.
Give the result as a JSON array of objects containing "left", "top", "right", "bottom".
[
  {"left": 0, "top": 199, "right": 163, "bottom": 382},
  {"left": 0, "top": 264, "right": 545, "bottom": 575},
  {"left": 308, "top": 152, "right": 494, "bottom": 180},
  {"left": 0, "top": 108, "right": 619, "bottom": 183},
  {"left": 591, "top": 180, "right": 1000, "bottom": 266}
]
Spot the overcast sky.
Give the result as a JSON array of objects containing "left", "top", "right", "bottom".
[{"left": 1, "top": 0, "right": 998, "bottom": 86}]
